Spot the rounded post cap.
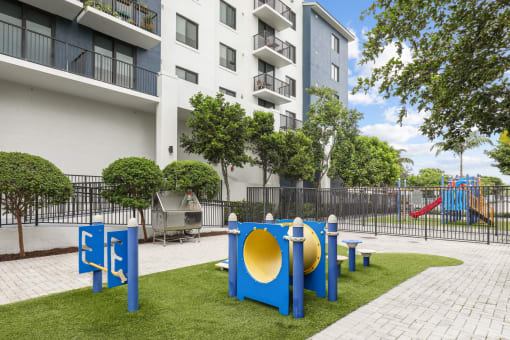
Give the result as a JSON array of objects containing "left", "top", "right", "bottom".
[
  {"left": 293, "top": 217, "right": 304, "bottom": 228},
  {"left": 127, "top": 218, "right": 138, "bottom": 227},
  {"left": 228, "top": 213, "right": 237, "bottom": 222},
  {"left": 92, "top": 215, "right": 103, "bottom": 223},
  {"left": 328, "top": 215, "right": 338, "bottom": 223},
  {"left": 265, "top": 213, "right": 274, "bottom": 221}
]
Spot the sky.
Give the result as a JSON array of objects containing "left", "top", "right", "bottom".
[{"left": 316, "top": 0, "right": 509, "bottom": 184}]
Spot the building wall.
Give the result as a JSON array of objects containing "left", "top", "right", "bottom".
[{"left": 0, "top": 81, "right": 155, "bottom": 175}]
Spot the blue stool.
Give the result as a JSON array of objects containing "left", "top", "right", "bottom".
[
  {"left": 359, "top": 249, "right": 376, "bottom": 266},
  {"left": 336, "top": 255, "right": 348, "bottom": 277},
  {"left": 342, "top": 240, "right": 362, "bottom": 271}
]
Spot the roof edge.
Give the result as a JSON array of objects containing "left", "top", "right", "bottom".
[{"left": 303, "top": 2, "right": 356, "bottom": 42}]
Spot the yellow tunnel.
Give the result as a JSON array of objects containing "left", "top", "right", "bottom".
[{"left": 243, "top": 223, "right": 322, "bottom": 283}]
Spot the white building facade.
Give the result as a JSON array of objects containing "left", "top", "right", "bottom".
[{"left": 0, "top": 0, "right": 352, "bottom": 201}]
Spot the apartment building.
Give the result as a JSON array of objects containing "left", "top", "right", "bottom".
[{"left": 0, "top": 0, "right": 351, "bottom": 200}]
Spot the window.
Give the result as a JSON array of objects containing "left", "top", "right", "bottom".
[
  {"left": 94, "top": 35, "right": 135, "bottom": 88},
  {"left": 331, "top": 34, "right": 339, "bottom": 53},
  {"left": 258, "top": 98, "right": 275, "bottom": 109},
  {"left": 258, "top": 20, "right": 275, "bottom": 37},
  {"left": 286, "top": 76, "right": 296, "bottom": 97},
  {"left": 219, "top": 87, "right": 236, "bottom": 97},
  {"left": 220, "top": 43, "right": 236, "bottom": 71},
  {"left": 331, "top": 63, "right": 339, "bottom": 82},
  {"left": 176, "top": 66, "right": 198, "bottom": 84},
  {"left": 286, "top": 41, "right": 296, "bottom": 63},
  {"left": 176, "top": 14, "right": 198, "bottom": 49},
  {"left": 220, "top": 0, "right": 236, "bottom": 29},
  {"left": 289, "top": 11, "right": 296, "bottom": 30},
  {"left": 334, "top": 94, "right": 340, "bottom": 101}
]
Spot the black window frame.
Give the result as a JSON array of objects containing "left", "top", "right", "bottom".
[
  {"left": 289, "top": 11, "right": 296, "bottom": 30},
  {"left": 176, "top": 14, "right": 198, "bottom": 49},
  {"left": 286, "top": 41, "right": 296, "bottom": 63},
  {"left": 219, "top": 0, "right": 236, "bottom": 30},
  {"left": 332, "top": 34, "right": 339, "bottom": 53},
  {"left": 258, "top": 98, "right": 275, "bottom": 109},
  {"left": 286, "top": 76, "right": 296, "bottom": 97},
  {"left": 219, "top": 87, "right": 236, "bottom": 97},
  {"left": 176, "top": 66, "right": 198, "bottom": 84},
  {"left": 219, "top": 42, "right": 236, "bottom": 72}
]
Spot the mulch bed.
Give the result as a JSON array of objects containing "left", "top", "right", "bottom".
[{"left": 0, "top": 230, "right": 227, "bottom": 263}]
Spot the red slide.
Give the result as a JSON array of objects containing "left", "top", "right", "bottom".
[{"left": 410, "top": 197, "right": 442, "bottom": 218}]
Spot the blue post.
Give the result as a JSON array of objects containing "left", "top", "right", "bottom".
[
  {"left": 348, "top": 247, "right": 356, "bottom": 271},
  {"left": 441, "top": 175, "right": 445, "bottom": 225},
  {"left": 127, "top": 218, "right": 139, "bottom": 312},
  {"left": 327, "top": 215, "right": 338, "bottom": 302},
  {"left": 292, "top": 217, "right": 304, "bottom": 318},
  {"left": 228, "top": 213, "right": 238, "bottom": 298},
  {"left": 398, "top": 178, "right": 401, "bottom": 222},
  {"left": 363, "top": 256, "right": 370, "bottom": 266},
  {"left": 92, "top": 215, "right": 103, "bottom": 293}
]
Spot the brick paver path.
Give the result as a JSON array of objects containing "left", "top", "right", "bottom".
[
  {"left": 0, "top": 236, "right": 227, "bottom": 305},
  {"left": 312, "top": 232, "right": 510, "bottom": 340}
]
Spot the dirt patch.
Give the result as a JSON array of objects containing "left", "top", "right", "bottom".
[{"left": 0, "top": 231, "right": 227, "bottom": 262}]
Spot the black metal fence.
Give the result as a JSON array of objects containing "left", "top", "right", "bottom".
[
  {"left": 0, "top": 20, "right": 158, "bottom": 96},
  {"left": 253, "top": 73, "right": 290, "bottom": 98},
  {"left": 246, "top": 186, "right": 510, "bottom": 244}
]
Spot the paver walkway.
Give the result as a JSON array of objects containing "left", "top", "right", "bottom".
[
  {"left": 0, "top": 236, "right": 227, "bottom": 305},
  {"left": 312, "top": 232, "right": 510, "bottom": 340}
]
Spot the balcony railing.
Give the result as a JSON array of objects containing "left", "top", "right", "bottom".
[
  {"left": 254, "top": 0, "right": 294, "bottom": 23},
  {"left": 82, "top": 0, "right": 159, "bottom": 35},
  {"left": 280, "top": 114, "right": 303, "bottom": 130},
  {"left": 253, "top": 33, "right": 294, "bottom": 63},
  {"left": 254, "top": 73, "right": 290, "bottom": 98},
  {"left": 0, "top": 20, "right": 158, "bottom": 96}
]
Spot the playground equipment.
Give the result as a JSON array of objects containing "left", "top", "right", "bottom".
[
  {"left": 227, "top": 213, "right": 341, "bottom": 318},
  {"left": 342, "top": 240, "right": 362, "bottom": 272},
  {"left": 151, "top": 191, "right": 202, "bottom": 245},
  {"left": 402, "top": 175, "right": 494, "bottom": 226},
  {"left": 79, "top": 216, "right": 139, "bottom": 312}
]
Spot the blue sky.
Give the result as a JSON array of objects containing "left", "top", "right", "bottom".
[{"left": 318, "top": 0, "right": 509, "bottom": 184}]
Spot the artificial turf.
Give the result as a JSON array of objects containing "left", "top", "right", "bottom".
[{"left": 0, "top": 247, "right": 462, "bottom": 340}]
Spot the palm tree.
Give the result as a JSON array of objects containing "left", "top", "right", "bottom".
[
  {"left": 431, "top": 131, "right": 492, "bottom": 176},
  {"left": 395, "top": 148, "right": 414, "bottom": 179}
]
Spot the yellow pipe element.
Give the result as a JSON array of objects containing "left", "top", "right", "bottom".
[
  {"left": 85, "top": 260, "right": 128, "bottom": 282},
  {"left": 85, "top": 261, "right": 107, "bottom": 272},
  {"left": 242, "top": 222, "right": 322, "bottom": 284}
]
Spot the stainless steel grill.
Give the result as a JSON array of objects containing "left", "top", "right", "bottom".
[{"left": 151, "top": 191, "right": 202, "bottom": 245}]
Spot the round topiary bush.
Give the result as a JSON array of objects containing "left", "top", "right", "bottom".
[
  {"left": 163, "top": 160, "right": 221, "bottom": 200},
  {"left": 102, "top": 157, "right": 165, "bottom": 241},
  {"left": 0, "top": 152, "right": 73, "bottom": 256}
]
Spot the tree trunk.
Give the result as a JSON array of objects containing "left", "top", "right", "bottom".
[
  {"left": 460, "top": 152, "right": 463, "bottom": 177},
  {"left": 221, "top": 160, "right": 231, "bottom": 212},
  {"left": 138, "top": 208, "right": 147, "bottom": 242},
  {"left": 16, "top": 213, "right": 25, "bottom": 257}
]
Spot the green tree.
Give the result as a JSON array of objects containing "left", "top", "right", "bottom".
[
  {"left": 355, "top": 0, "right": 509, "bottom": 149},
  {"left": 344, "top": 136, "right": 400, "bottom": 187},
  {"left": 275, "top": 130, "right": 315, "bottom": 183},
  {"left": 486, "top": 141, "right": 510, "bottom": 176},
  {"left": 247, "top": 111, "right": 282, "bottom": 188},
  {"left": 163, "top": 160, "right": 221, "bottom": 199},
  {"left": 395, "top": 148, "right": 414, "bottom": 180},
  {"left": 406, "top": 168, "right": 446, "bottom": 187},
  {"left": 431, "top": 131, "right": 492, "bottom": 176},
  {"left": 0, "top": 152, "right": 73, "bottom": 256},
  {"left": 481, "top": 176, "right": 504, "bottom": 186},
  {"left": 303, "top": 86, "right": 362, "bottom": 188},
  {"left": 180, "top": 93, "right": 251, "bottom": 205},
  {"left": 102, "top": 157, "right": 164, "bottom": 241}
]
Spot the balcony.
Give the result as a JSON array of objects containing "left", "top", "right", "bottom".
[
  {"left": 280, "top": 114, "right": 303, "bottom": 131},
  {"left": 18, "top": 0, "right": 83, "bottom": 20},
  {"left": 253, "top": 0, "right": 294, "bottom": 31},
  {"left": 0, "top": 20, "right": 159, "bottom": 111},
  {"left": 253, "top": 73, "right": 291, "bottom": 105},
  {"left": 253, "top": 33, "right": 293, "bottom": 68},
  {"left": 77, "top": 0, "right": 160, "bottom": 50}
]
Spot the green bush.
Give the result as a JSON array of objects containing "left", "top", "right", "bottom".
[
  {"left": 0, "top": 152, "right": 73, "bottom": 256},
  {"left": 102, "top": 157, "right": 164, "bottom": 241},
  {"left": 83, "top": 1, "right": 94, "bottom": 7},
  {"left": 163, "top": 160, "right": 220, "bottom": 200}
]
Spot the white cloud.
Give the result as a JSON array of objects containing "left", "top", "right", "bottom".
[
  {"left": 383, "top": 106, "right": 428, "bottom": 126},
  {"left": 360, "top": 123, "right": 420, "bottom": 144},
  {"left": 390, "top": 143, "right": 435, "bottom": 156},
  {"left": 348, "top": 89, "right": 384, "bottom": 105},
  {"left": 347, "top": 28, "right": 360, "bottom": 60}
]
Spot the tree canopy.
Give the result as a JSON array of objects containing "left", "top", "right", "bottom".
[
  {"left": 303, "top": 86, "right": 362, "bottom": 188},
  {"left": 0, "top": 152, "right": 73, "bottom": 256},
  {"left": 102, "top": 157, "right": 165, "bottom": 241},
  {"left": 486, "top": 141, "right": 510, "bottom": 176},
  {"left": 406, "top": 168, "right": 447, "bottom": 187},
  {"left": 163, "top": 160, "right": 221, "bottom": 199},
  {"left": 275, "top": 129, "right": 315, "bottom": 183},
  {"left": 180, "top": 93, "right": 251, "bottom": 204},
  {"left": 355, "top": 0, "right": 509, "bottom": 149}
]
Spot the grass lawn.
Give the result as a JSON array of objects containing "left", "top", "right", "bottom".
[{"left": 0, "top": 247, "right": 462, "bottom": 340}]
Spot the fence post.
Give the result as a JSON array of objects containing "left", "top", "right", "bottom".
[
  {"left": 89, "top": 186, "right": 93, "bottom": 225},
  {"left": 374, "top": 190, "right": 378, "bottom": 236},
  {"left": 424, "top": 195, "right": 428, "bottom": 241},
  {"left": 35, "top": 196, "right": 39, "bottom": 226}
]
